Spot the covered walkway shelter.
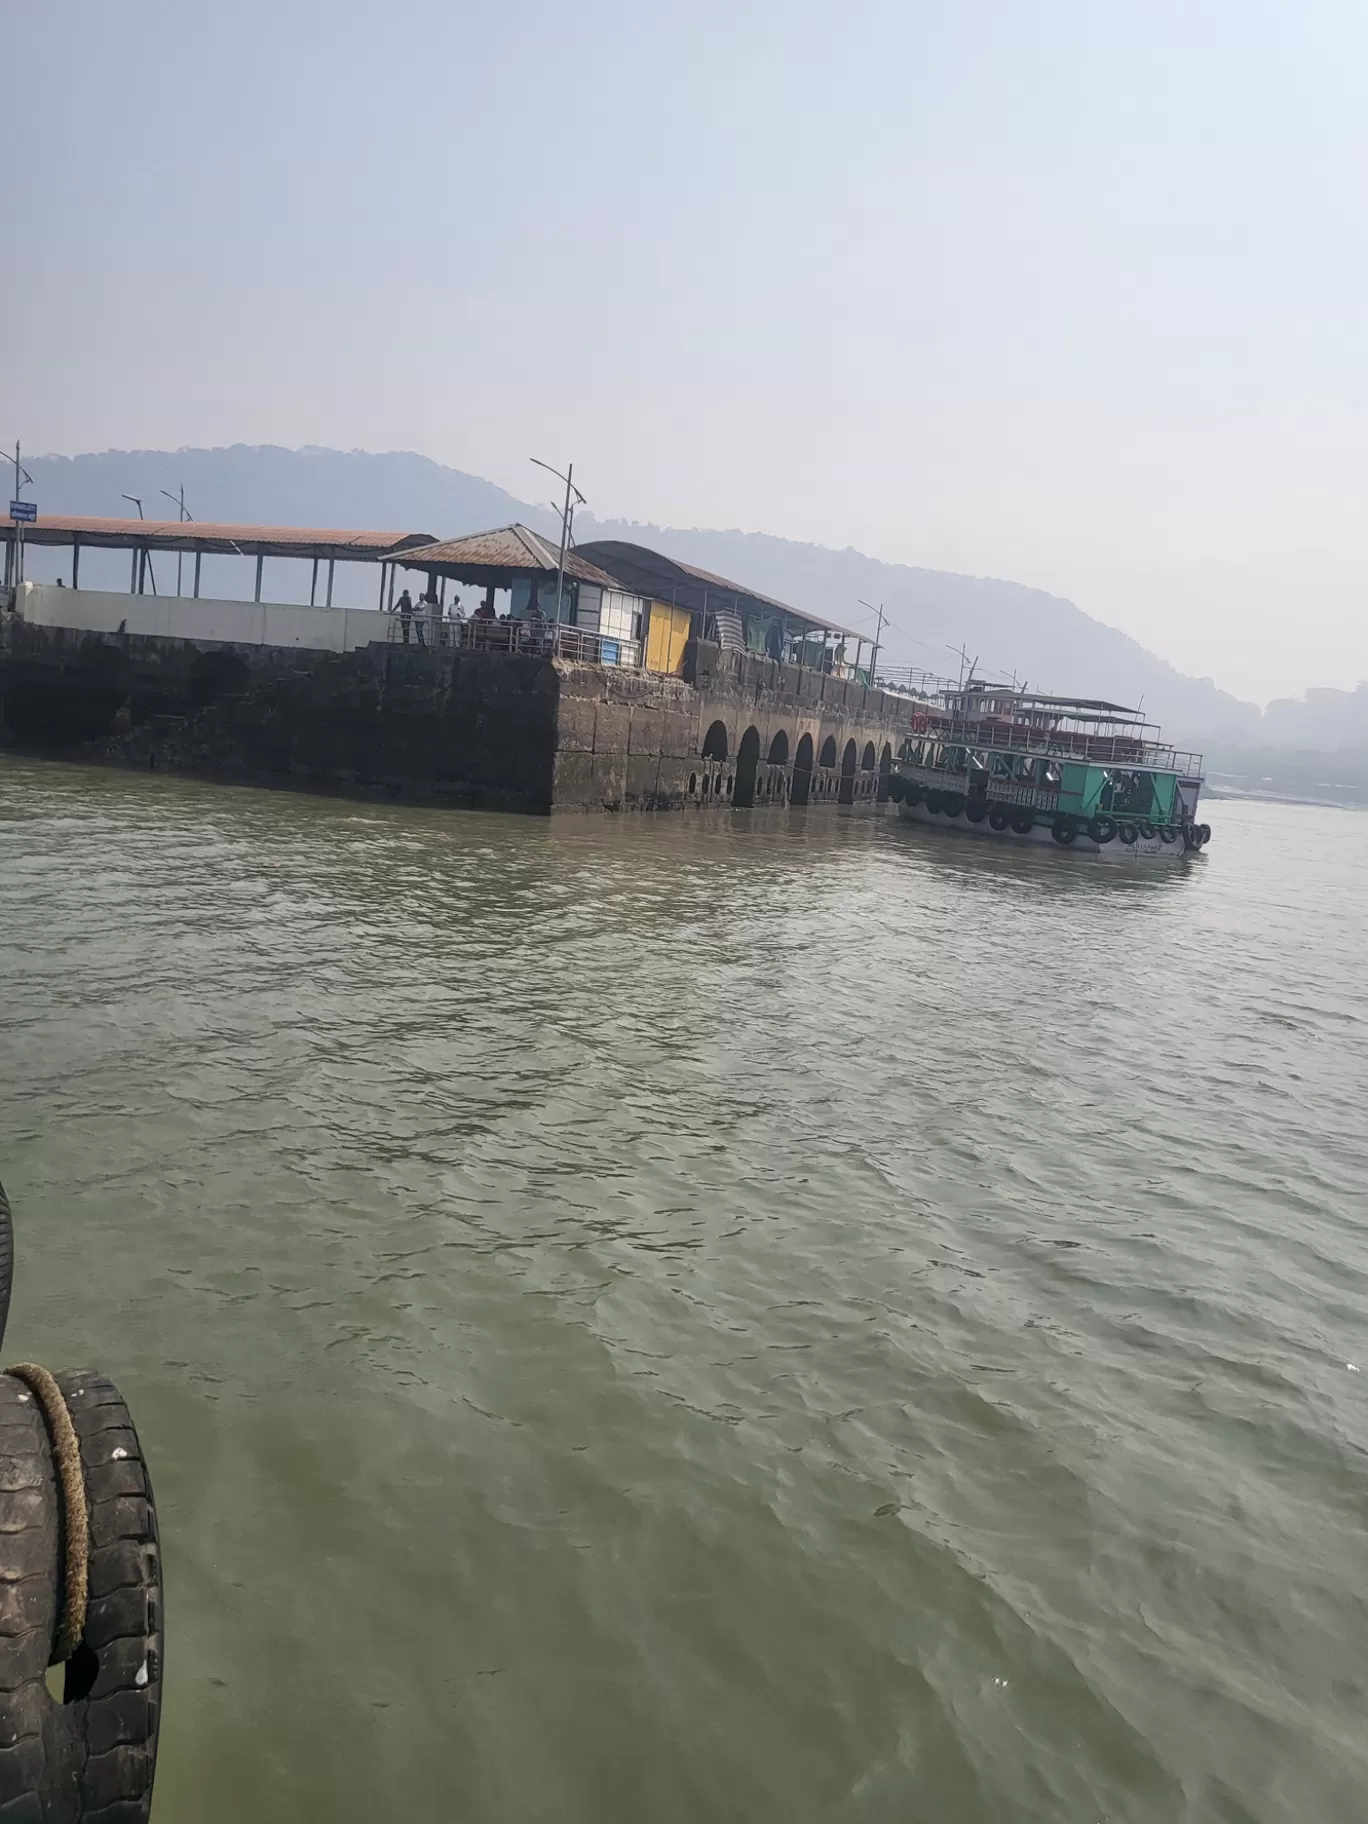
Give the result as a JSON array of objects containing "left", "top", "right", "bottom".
[
  {"left": 1, "top": 515, "right": 439, "bottom": 608},
  {"left": 574, "top": 539, "right": 872, "bottom": 678},
  {"left": 390, "top": 524, "right": 648, "bottom": 666}
]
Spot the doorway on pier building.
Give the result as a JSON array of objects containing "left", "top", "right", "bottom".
[
  {"left": 733, "top": 726, "right": 761, "bottom": 807},
  {"left": 838, "top": 738, "right": 858, "bottom": 804},
  {"left": 791, "top": 732, "right": 814, "bottom": 805}
]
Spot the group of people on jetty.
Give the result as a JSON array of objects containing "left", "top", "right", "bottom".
[{"left": 389, "top": 587, "right": 554, "bottom": 650}]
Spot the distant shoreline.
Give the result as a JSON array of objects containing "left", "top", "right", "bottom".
[{"left": 1204, "top": 784, "right": 1367, "bottom": 812}]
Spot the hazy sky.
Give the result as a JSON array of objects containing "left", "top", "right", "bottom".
[{"left": 7, "top": 0, "right": 1367, "bottom": 703}]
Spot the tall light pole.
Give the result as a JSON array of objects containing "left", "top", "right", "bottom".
[
  {"left": 530, "top": 456, "right": 585, "bottom": 624},
  {"left": 9, "top": 442, "right": 33, "bottom": 589},
  {"left": 160, "top": 486, "right": 191, "bottom": 596},
  {"left": 858, "top": 599, "right": 886, "bottom": 684},
  {"left": 122, "top": 495, "right": 157, "bottom": 596}
]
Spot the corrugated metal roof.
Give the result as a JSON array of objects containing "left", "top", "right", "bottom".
[
  {"left": 393, "top": 524, "right": 623, "bottom": 588},
  {"left": 575, "top": 540, "right": 862, "bottom": 639},
  {"left": 5, "top": 516, "right": 437, "bottom": 561}
]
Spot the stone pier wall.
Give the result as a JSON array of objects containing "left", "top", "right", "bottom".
[
  {"left": 0, "top": 619, "right": 560, "bottom": 812},
  {"left": 0, "top": 615, "right": 915, "bottom": 816},
  {"left": 552, "top": 641, "right": 912, "bottom": 811}
]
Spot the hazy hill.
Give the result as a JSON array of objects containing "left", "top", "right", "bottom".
[
  {"left": 1259, "top": 682, "right": 1368, "bottom": 749},
  {"left": 12, "top": 441, "right": 1299, "bottom": 752},
  {"left": 586, "top": 520, "right": 1260, "bottom": 747}
]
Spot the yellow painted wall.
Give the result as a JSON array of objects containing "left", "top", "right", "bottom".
[{"left": 645, "top": 601, "right": 692, "bottom": 675}]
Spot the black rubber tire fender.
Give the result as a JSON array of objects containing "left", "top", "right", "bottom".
[
  {"left": 923, "top": 791, "right": 944, "bottom": 814},
  {"left": 1088, "top": 815, "right": 1117, "bottom": 844},
  {"left": 58, "top": 1369, "right": 163, "bottom": 1822},
  {"left": 0, "top": 1370, "right": 162, "bottom": 1823},
  {"left": 965, "top": 801, "right": 988, "bottom": 823},
  {"left": 903, "top": 784, "right": 923, "bottom": 808},
  {"left": 1158, "top": 825, "right": 1177, "bottom": 844},
  {"left": 0, "top": 1369, "right": 61, "bottom": 1819},
  {"left": 1052, "top": 815, "right": 1079, "bottom": 845},
  {"left": 0, "top": 1179, "right": 11, "bottom": 1360},
  {"left": 1137, "top": 819, "right": 1157, "bottom": 841},
  {"left": 1118, "top": 823, "right": 1139, "bottom": 845},
  {"left": 886, "top": 775, "right": 906, "bottom": 803},
  {"left": 1010, "top": 810, "right": 1036, "bottom": 836},
  {"left": 1198, "top": 823, "right": 1211, "bottom": 845},
  {"left": 987, "top": 807, "right": 1011, "bottom": 832},
  {"left": 940, "top": 792, "right": 967, "bottom": 818}
]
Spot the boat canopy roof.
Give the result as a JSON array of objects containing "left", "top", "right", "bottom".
[{"left": 947, "top": 685, "right": 1149, "bottom": 724}]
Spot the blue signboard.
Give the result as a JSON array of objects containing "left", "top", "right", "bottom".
[{"left": 9, "top": 501, "right": 36, "bottom": 523}]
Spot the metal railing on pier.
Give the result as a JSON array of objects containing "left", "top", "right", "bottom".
[
  {"left": 384, "top": 615, "right": 642, "bottom": 668},
  {"left": 874, "top": 665, "right": 963, "bottom": 702},
  {"left": 903, "top": 720, "right": 1203, "bottom": 777}
]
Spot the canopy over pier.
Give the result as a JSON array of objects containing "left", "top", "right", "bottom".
[
  {"left": 390, "top": 525, "right": 645, "bottom": 665},
  {"left": 391, "top": 523, "right": 620, "bottom": 594},
  {"left": 1, "top": 514, "right": 438, "bottom": 608},
  {"left": 574, "top": 539, "right": 869, "bottom": 674}
]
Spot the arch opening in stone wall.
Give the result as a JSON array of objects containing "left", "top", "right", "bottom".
[
  {"left": 861, "top": 742, "right": 876, "bottom": 772},
  {"left": 733, "top": 726, "right": 762, "bottom": 808},
  {"left": 877, "top": 742, "right": 892, "bottom": 802},
  {"left": 819, "top": 734, "right": 838, "bottom": 769},
  {"left": 839, "top": 738, "right": 858, "bottom": 805},
  {"left": 791, "top": 732, "right": 814, "bottom": 805},
  {"left": 702, "top": 720, "right": 728, "bottom": 762},
  {"left": 767, "top": 729, "right": 790, "bottom": 766}
]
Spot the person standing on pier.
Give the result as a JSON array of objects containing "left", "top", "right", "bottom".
[{"left": 397, "top": 588, "right": 414, "bottom": 644}]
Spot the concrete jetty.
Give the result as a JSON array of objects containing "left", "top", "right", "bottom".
[{"left": 0, "top": 517, "right": 914, "bottom": 814}]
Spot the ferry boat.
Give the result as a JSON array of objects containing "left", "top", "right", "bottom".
[{"left": 888, "top": 683, "right": 1211, "bottom": 856}]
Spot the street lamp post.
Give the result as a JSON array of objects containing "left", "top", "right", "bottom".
[
  {"left": 530, "top": 456, "right": 586, "bottom": 625},
  {"left": 159, "top": 486, "right": 191, "bottom": 596},
  {"left": 122, "top": 495, "right": 157, "bottom": 597},
  {"left": 858, "top": 599, "right": 886, "bottom": 686},
  {"left": 9, "top": 442, "right": 33, "bottom": 589}
]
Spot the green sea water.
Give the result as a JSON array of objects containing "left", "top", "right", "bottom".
[{"left": 1, "top": 756, "right": 1365, "bottom": 1823}]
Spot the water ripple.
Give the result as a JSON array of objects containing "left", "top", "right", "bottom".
[{"left": 1, "top": 757, "right": 1366, "bottom": 1822}]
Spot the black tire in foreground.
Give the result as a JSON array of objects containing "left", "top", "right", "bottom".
[
  {"left": 0, "top": 1370, "right": 161, "bottom": 1823},
  {"left": 0, "top": 1181, "right": 12, "bottom": 1360}
]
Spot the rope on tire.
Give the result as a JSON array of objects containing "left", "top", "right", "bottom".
[{"left": 7, "top": 1362, "right": 89, "bottom": 1661}]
